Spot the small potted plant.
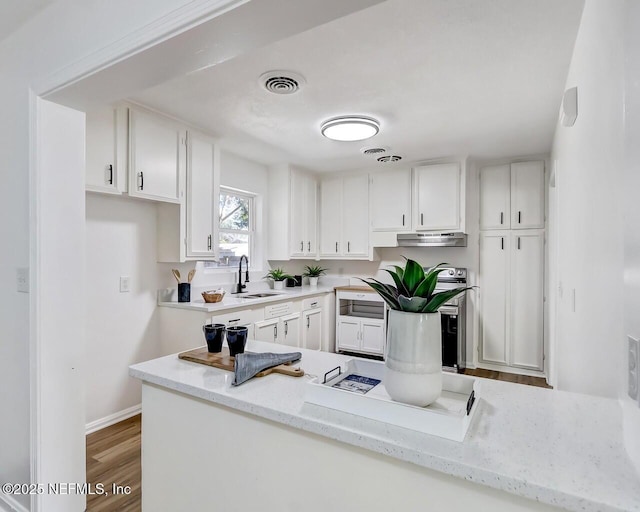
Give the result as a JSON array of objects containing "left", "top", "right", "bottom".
[
  {"left": 303, "top": 265, "right": 328, "bottom": 286},
  {"left": 263, "top": 268, "right": 296, "bottom": 290}
]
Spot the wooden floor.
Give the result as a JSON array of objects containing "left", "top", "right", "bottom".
[
  {"left": 84, "top": 370, "right": 548, "bottom": 511},
  {"left": 462, "top": 368, "right": 552, "bottom": 388},
  {"left": 86, "top": 414, "right": 141, "bottom": 512}
]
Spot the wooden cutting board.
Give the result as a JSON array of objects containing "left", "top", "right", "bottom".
[{"left": 178, "top": 346, "right": 304, "bottom": 378}]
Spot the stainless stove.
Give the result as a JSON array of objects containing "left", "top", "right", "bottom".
[{"left": 426, "top": 266, "right": 467, "bottom": 372}]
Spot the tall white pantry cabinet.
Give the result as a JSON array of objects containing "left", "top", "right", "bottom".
[{"left": 479, "top": 161, "right": 545, "bottom": 372}]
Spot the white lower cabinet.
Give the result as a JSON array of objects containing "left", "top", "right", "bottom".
[
  {"left": 254, "top": 313, "right": 301, "bottom": 347},
  {"left": 480, "top": 230, "right": 544, "bottom": 371},
  {"left": 335, "top": 290, "right": 386, "bottom": 356},
  {"left": 302, "top": 308, "right": 323, "bottom": 351}
]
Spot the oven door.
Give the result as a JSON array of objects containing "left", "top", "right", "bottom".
[{"left": 439, "top": 306, "right": 459, "bottom": 370}]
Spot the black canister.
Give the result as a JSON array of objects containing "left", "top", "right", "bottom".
[
  {"left": 202, "top": 323, "right": 225, "bottom": 353},
  {"left": 178, "top": 283, "right": 191, "bottom": 302},
  {"left": 286, "top": 277, "right": 296, "bottom": 287},
  {"left": 294, "top": 275, "right": 302, "bottom": 287},
  {"left": 226, "top": 326, "right": 248, "bottom": 357}
]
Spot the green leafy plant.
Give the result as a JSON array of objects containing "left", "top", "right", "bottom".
[
  {"left": 263, "top": 268, "right": 296, "bottom": 282},
  {"left": 361, "top": 258, "right": 473, "bottom": 313},
  {"left": 303, "top": 265, "right": 328, "bottom": 278}
]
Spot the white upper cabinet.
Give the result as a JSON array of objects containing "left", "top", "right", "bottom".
[
  {"left": 85, "top": 106, "right": 128, "bottom": 194},
  {"left": 342, "top": 175, "right": 369, "bottom": 257},
  {"left": 480, "top": 165, "right": 510, "bottom": 230},
  {"left": 289, "top": 169, "right": 317, "bottom": 257},
  {"left": 128, "top": 108, "right": 184, "bottom": 203},
  {"left": 511, "top": 161, "right": 545, "bottom": 229},
  {"left": 185, "top": 131, "right": 218, "bottom": 259},
  {"left": 319, "top": 178, "right": 343, "bottom": 256},
  {"left": 267, "top": 165, "right": 318, "bottom": 260},
  {"left": 480, "top": 161, "right": 545, "bottom": 230},
  {"left": 370, "top": 168, "right": 411, "bottom": 231},
  {"left": 319, "top": 175, "right": 369, "bottom": 258},
  {"left": 413, "top": 163, "right": 462, "bottom": 231}
]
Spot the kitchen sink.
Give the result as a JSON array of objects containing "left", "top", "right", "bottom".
[{"left": 242, "top": 293, "right": 282, "bottom": 299}]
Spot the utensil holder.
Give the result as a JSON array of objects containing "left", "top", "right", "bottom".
[{"left": 178, "top": 283, "right": 191, "bottom": 302}]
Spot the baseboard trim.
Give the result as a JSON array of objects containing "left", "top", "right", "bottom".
[
  {"left": 0, "top": 492, "right": 29, "bottom": 512},
  {"left": 85, "top": 404, "right": 141, "bottom": 435},
  {"left": 476, "top": 362, "right": 547, "bottom": 379}
]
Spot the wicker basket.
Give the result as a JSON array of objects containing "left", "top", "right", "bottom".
[{"left": 201, "top": 290, "right": 225, "bottom": 303}]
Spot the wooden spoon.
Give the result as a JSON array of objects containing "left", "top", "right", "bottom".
[
  {"left": 187, "top": 269, "right": 196, "bottom": 283},
  {"left": 172, "top": 269, "right": 181, "bottom": 283}
]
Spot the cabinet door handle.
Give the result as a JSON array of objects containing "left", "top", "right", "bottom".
[
  {"left": 518, "top": 237, "right": 521, "bottom": 250},
  {"left": 518, "top": 211, "right": 522, "bottom": 224},
  {"left": 402, "top": 214, "right": 405, "bottom": 226},
  {"left": 500, "top": 212, "right": 503, "bottom": 225},
  {"left": 307, "top": 316, "right": 310, "bottom": 329},
  {"left": 308, "top": 241, "right": 311, "bottom": 252},
  {"left": 284, "top": 321, "right": 288, "bottom": 336},
  {"left": 107, "top": 164, "right": 113, "bottom": 185},
  {"left": 501, "top": 237, "right": 504, "bottom": 250},
  {"left": 138, "top": 171, "right": 144, "bottom": 190},
  {"left": 421, "top": 213, "right": 424, "bottom": 225},
  {"left": 207, "top": 234, "right": 212, "bottom": 251},
  {"left": 274, "top": 325, "right": 278, "bottom": 340},
  {"left": 228, "top": 318, "right": 240, "bottom": 323},
  {"left": 300, "top": 241, "right": 304, "bottom": 251},
  {"left": 335, "top": 242, "right": 338, "bottom": 253},
  {"left": 347, "top": 241, "right": 350, "bottom": 253}
]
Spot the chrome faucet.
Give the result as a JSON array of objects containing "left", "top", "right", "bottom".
[{"left": 234, "top": 255, "right": 250, "bottom": 294}]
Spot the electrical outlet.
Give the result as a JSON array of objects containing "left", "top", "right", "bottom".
[
  {"left": 120, "top": 276, "right": 131, "bottom": 293},
  {"left": 16, "top": 267, "right": 29, "bottom": 293},
  {"left": 629, "top": 336, "right": 639, "bottom": 401}
]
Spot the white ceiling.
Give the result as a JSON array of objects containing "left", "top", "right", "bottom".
[
  {"left": 0, "top": 0, "right": 54, "bottom": 43},
  {"left": 131, "top": 0, "right": 585, "bottom": 172}
]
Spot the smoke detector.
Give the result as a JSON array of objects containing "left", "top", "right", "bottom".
[
  {"left": 361, "top": 147, "right": 389, "bottom": 156},
  {"left": 377, "top": 155, "right": 402, "bottom": 163},
  {"left": 259, "top": 71, "right": 305, "bottom": 94}
]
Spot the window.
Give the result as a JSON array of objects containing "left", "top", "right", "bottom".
[{"left": 204, "top": 187, "right": 254, "bottom": 268}]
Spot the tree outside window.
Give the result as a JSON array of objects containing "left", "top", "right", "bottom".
[{"left": 205, "top": 187, "right": 253, "bottom": 268}]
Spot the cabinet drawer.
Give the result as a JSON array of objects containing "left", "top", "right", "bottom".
[
  {"left": 337, "top": 290, "right": 382, "bottom": 302},
  {"left": 301, "top": 297, "right": 322, "bottom": 311},
  {"left": 264, "top": 301, "right": 294, "bottom": 319},
  {"left": 210, "top": 309, "right": 255, "bottom": 326}
]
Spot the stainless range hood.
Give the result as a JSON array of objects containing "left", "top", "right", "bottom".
[{"left": 397, "top": 232, "right": 468, "bottom": 247}]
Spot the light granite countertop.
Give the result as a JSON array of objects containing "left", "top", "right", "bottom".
[
  {"left": 130, "top": 340, "right": 640, "bottom": 512},
  {"left": 157, "top": 285, "right": 336, "bottom": 313}
]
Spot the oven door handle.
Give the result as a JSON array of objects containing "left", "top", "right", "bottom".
[{"left": 439, "top": 306, "right": 459, "bottom": 316}]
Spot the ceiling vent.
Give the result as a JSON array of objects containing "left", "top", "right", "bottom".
[
  {"left": 259, "top": 71, "right": 305, "bottom": 94},
  {"left": 361, "top": 147, "right": 388, "bottom": 155},
  {"left": 377, "top": 155, "right": 402, "bottom": 163}
]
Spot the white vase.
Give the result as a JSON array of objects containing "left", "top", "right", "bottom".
[
  {"left": 273, "top": 280, "right": 284, "bottom": 290},
  {"left": 384, "top": 309, "right": 442, "bottom": 407},
  {"left": 309, "top": 277, "right": 319, "bottom": 286}
]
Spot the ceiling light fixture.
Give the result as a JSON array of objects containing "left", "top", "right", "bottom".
[{"left": 321, "top": 116, "right": 380, "bottom": 142}]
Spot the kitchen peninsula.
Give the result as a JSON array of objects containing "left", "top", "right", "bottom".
[{"left": 130, "top": 341, "right": 640, "bottom": 512}]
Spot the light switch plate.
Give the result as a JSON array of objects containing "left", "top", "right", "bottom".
[
  {"left": 16, "top": 267, "right": 29, "bottom": 293},
  {"left": 120, "top": 276, "right": 131, "bottom": 293},
  {"left": 629, "top": 336, "right": 639, "bottom": 401}
]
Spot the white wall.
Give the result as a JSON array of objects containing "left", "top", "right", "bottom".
[
  {"left": 550, "top": 0, "right": 625, "bottom": 398},
  {"left": 622, "top": 0, "right": 640, "bottom": 475},
  {"left": 85, "top": 194, "right": 161, "bottom": 426},
  {"left": 0, "top": 1, "right": 197, "bottom": 509}
]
